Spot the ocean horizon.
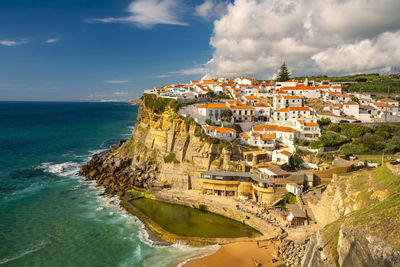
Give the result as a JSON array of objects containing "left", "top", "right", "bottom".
[{"left": 0, "top": 102, "right": 203, "bottom": 266}]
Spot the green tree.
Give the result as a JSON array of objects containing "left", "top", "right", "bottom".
[
  {"left": 318, "top": 117, "right": 331, "bottom": 126},
  {"left": 351, "top": 96, "right": 359, "bottom": 103},
  {"left": 276, "top": 62, "right": 291, "bottom": 82}
]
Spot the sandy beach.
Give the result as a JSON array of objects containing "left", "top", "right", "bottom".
[{"left": 181, "top": 241, "right": 283, "bottom": 267}]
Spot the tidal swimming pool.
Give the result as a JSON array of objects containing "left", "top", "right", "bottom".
[{"left": 131, "top": 198, "right": 261, "bottom": 238}]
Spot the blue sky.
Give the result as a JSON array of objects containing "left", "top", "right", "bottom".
[
  {"left": 2, "top": 0, "right": 400, "bottom": 101},
  {"left": 0, "top": 0, "right": 216, "bottom": 101}
]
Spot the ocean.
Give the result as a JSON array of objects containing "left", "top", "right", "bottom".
[{"left": 0, "top": 102, "right": 207, "bottom": 267}]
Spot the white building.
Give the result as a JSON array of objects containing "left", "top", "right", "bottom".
[
  {"left": 202, "top": 125, "right": 236, "bottom": 142},
  {"left": 273, "top": 106, "right": 315, "bottom": 122},
  {"left": 197, "top": 103, "right": 228, "bottom": 122},
  {"left": 273, "top": 95, "right": 303, "bottom": 109}
]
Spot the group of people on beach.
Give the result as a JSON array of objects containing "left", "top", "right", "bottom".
[{"left": 235, "top": 201, "right": 281, "bottom": 228}]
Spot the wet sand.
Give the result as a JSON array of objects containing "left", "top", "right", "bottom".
[{"left": 181, "top": 241, "right": 283, "bottom": 267}]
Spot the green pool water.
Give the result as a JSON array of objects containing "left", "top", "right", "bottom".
[{"left": 131, "top": 198, "right": 261, "bottom": 238}]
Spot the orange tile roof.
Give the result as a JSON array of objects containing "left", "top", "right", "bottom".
[
  {"left": 213, "top": 127, "right": 236, "bottom": 133},
  {"left": 255, "top": 103, "right": 269, "bottom": 107},
  {"left": 276, "top": 126, "right": 300, "bottom": 133},
  {"left": 274, "top": 89, "right": 287, "bottom": 94},
  {"left": 261, "top": 133, "right": 276, "bottom": 140},
  {"left": 227, "top": 100, "right": 242, "bottom": 105},
  {"left": 297, "top": 119, "right": 304, "bottom": 124},
  {"left": 380, "top": 98, "right": 398, "bottom": 103},
  {"left": 344, "top": 101, "right": 358, "bottom": 105},
  {"left": 359, "top": 105, "right": 376, "bottom": 110},
  {"left": 230, "top": 105, "right": 254, "bottom": 109},
  {"left": 197, "top": 103, "right": 228, "bottom": 109},
  {"left": 373, "top": 102, "right": 397, "bottom": 107},
  {"left": 244, "top": 96, "right": 259, "bottom": 99},
  {"left": 275, "top": 108, "right": 289, "bottom": 112},
  {"left": 282, "top": 85, "right": 316, "bottom": 90},
  {"left": 305, "top": 122, "right": 319, "bottom": 126},
  {"left": 241, "top": 132, "right": 250, "bottom": 138},
  {"left": 279, "top": 150, "right": 293, "bottom": 157},
  {"left": 204, "top": 125, "right": 236, "bottom": 133},
  {"left": 336, "top": 94, "right": 351, "bottom": 97},
  {"left": 289, "top": 107, "right": 310, "bottom": 111},
  {"left": 276, "top": 95, "right": 302, "bottom": 99},
  {"left": 252, "top": 124, "right": 278, "bottom": 131}
]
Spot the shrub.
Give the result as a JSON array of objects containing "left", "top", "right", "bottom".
[
  {"left": 327, "top": 124, "right": 341, "bottom": 132},
  {"left": 318, "top": 117, "right": 331, "bottom": 126},
  {"left": 198, "top": 204, "right": 208, "bottom": 212},
  {"left": 164, "top": 153, "right": 178, "bottom": 163},
  {"left": 296, "top": 138, "right": 310, "bottom": 146}
]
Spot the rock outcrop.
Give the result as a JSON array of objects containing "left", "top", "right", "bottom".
[
  {"left": 80, "top": 94, "right": 244, "bottom": 197},
  {"left": 301, "top": 165, "right": 400, "bottom": 266}
]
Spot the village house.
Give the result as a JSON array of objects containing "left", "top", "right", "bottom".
[
  {"left": 231, "top": 104, "right": 255, "bottom": 122},
  {"left": 272, "top": 149, "right": 294, "bottom": 165},
  {"left": 378, "top": 98, "right": 399, "bottom": 107},
  {"left": 273, "top": 106, "right": 315, "bottom": 122},
  {"left": 342, "top": 101, "right": 360, "bottom": 117},
  {"left": 240, "top": 132, "right": 276, "bottom": 151},
  {"left": 242, "top": 95, "right": 260, "bottom": 106},
  {"left": 273, "top": 95, "right": 303, "bottom": 109},
  {"left": 294, "top": 120, "right": 320, "bottom": 139},
  {"left": 251, "top": 124, "right": 301, "bottom": 145},
  {"left": 281, "top": 84, "right": 321, "bottom": 98},
  {"left": 371, "top": 102, "right": 399, "bottom": 115},
  {"left": 202, "top": 125, "right": 236, "bottom": 142},
  {"left": 254, "top": 103, "right": 272, "bottom": 122},
  {"left": 197, "top": 103, "right": 228, "bottom": 122}
]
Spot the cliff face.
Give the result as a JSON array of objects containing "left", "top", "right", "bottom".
[
  {"left": 80, "top": 94, "right": 243, "bottom": 197},
  {"left": 301, "top": 165, "right": 400, "bottom": 267}
]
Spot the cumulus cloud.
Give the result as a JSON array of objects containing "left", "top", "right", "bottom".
[
  {"left": 46, "top": 38, "right": 60, "bottom": 44},
  {"left": 195, "top": 0, "right": 229, "bottom": 20},
  {"left": 88, "top": 0, "right": 188, "bottom": 28},
  {"left": 0, "top": 40, "right": 29, "bottom": 46},
  {"left": 312, "top": 30, "right": 400, "bottom": 73},
  {"left": 104, "top": 80, "right": 129, "bottom": 84},
  {"left": 206, "top": 0, "right": 400, "bottom": 77},
  {"left": 154, "top": 66, "right": 207, "bottom": 78}
]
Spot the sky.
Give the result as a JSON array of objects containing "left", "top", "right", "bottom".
[{"left": 1, "top": 0, "right": 400, "bottom": 101}]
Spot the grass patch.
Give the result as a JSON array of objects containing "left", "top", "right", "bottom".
[
  {"left": 198, "top": 204, "right": 208, "bottom": 212},
  {"left": 163, "top": 153, "right": 179, "bottom": 164}
]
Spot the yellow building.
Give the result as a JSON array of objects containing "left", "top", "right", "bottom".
[{"left": 201, "top": 171, "right": 256, "bottom": 197}]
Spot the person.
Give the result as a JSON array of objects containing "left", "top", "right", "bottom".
[{"left": 256, "top": 241, "right": 259, "bottom": 248}]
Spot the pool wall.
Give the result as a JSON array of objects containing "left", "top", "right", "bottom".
[{"left": 121, "top": 199, "right": 252, "bottom": 246}]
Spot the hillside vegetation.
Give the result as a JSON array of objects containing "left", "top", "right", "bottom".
[
  {"left": 310, "top": 123, "right": 400, "bottom": 156},
  {"left": 295, "top": 73, "right": 400, "bottom": 95},
  {"left": 321, "top": 165, "right": 400, "bottom": 265}
]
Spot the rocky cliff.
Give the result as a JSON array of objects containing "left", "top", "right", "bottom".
[
  {"left": 80, "top": 94, "right": 244, "bottom": 198},
  {"left": 301, "top": 164, "right": 400, "bottom": 266}
]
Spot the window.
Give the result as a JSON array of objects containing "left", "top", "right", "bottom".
[{"left": 215, "top": 176, "right": 224, "bottom": 180}]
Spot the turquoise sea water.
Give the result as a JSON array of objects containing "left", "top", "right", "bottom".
[{"left": 0, "top": 102, "right": 206, "bottom": 267}]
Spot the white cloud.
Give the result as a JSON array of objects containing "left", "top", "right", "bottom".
[
  {"left": 112, "top": 91, "right": 129, "bottom": 96},
  {"left": 154, "top": 66, "right": 207, "bottom": 78},
  {"left": 195, "top": 0, "right": 229, "bottom": 20},
  {"left": 0, "top": 40, "right": 29, "bottom": 46},
  {"left": 104, "top": 80, "right": 129, "bottom": 84},
  {"left": 312, "top": 30, "right": 400, "bottom": 73},
  {"left": 46, "top": 38, "right": 60, "bottom": 44},
  {"left": 89, "top": 0, "right": 188, "bottom": 28},
  {"left": 206, "top": 0, "right": 400, "bottom": 77}
]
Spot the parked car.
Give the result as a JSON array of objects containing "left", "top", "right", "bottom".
[
  {"left": 339, "top": 120, "right": 349, "bottom": 123},
  {"left": 353, "top": 120, "right": 362, "bottom": 123}
]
